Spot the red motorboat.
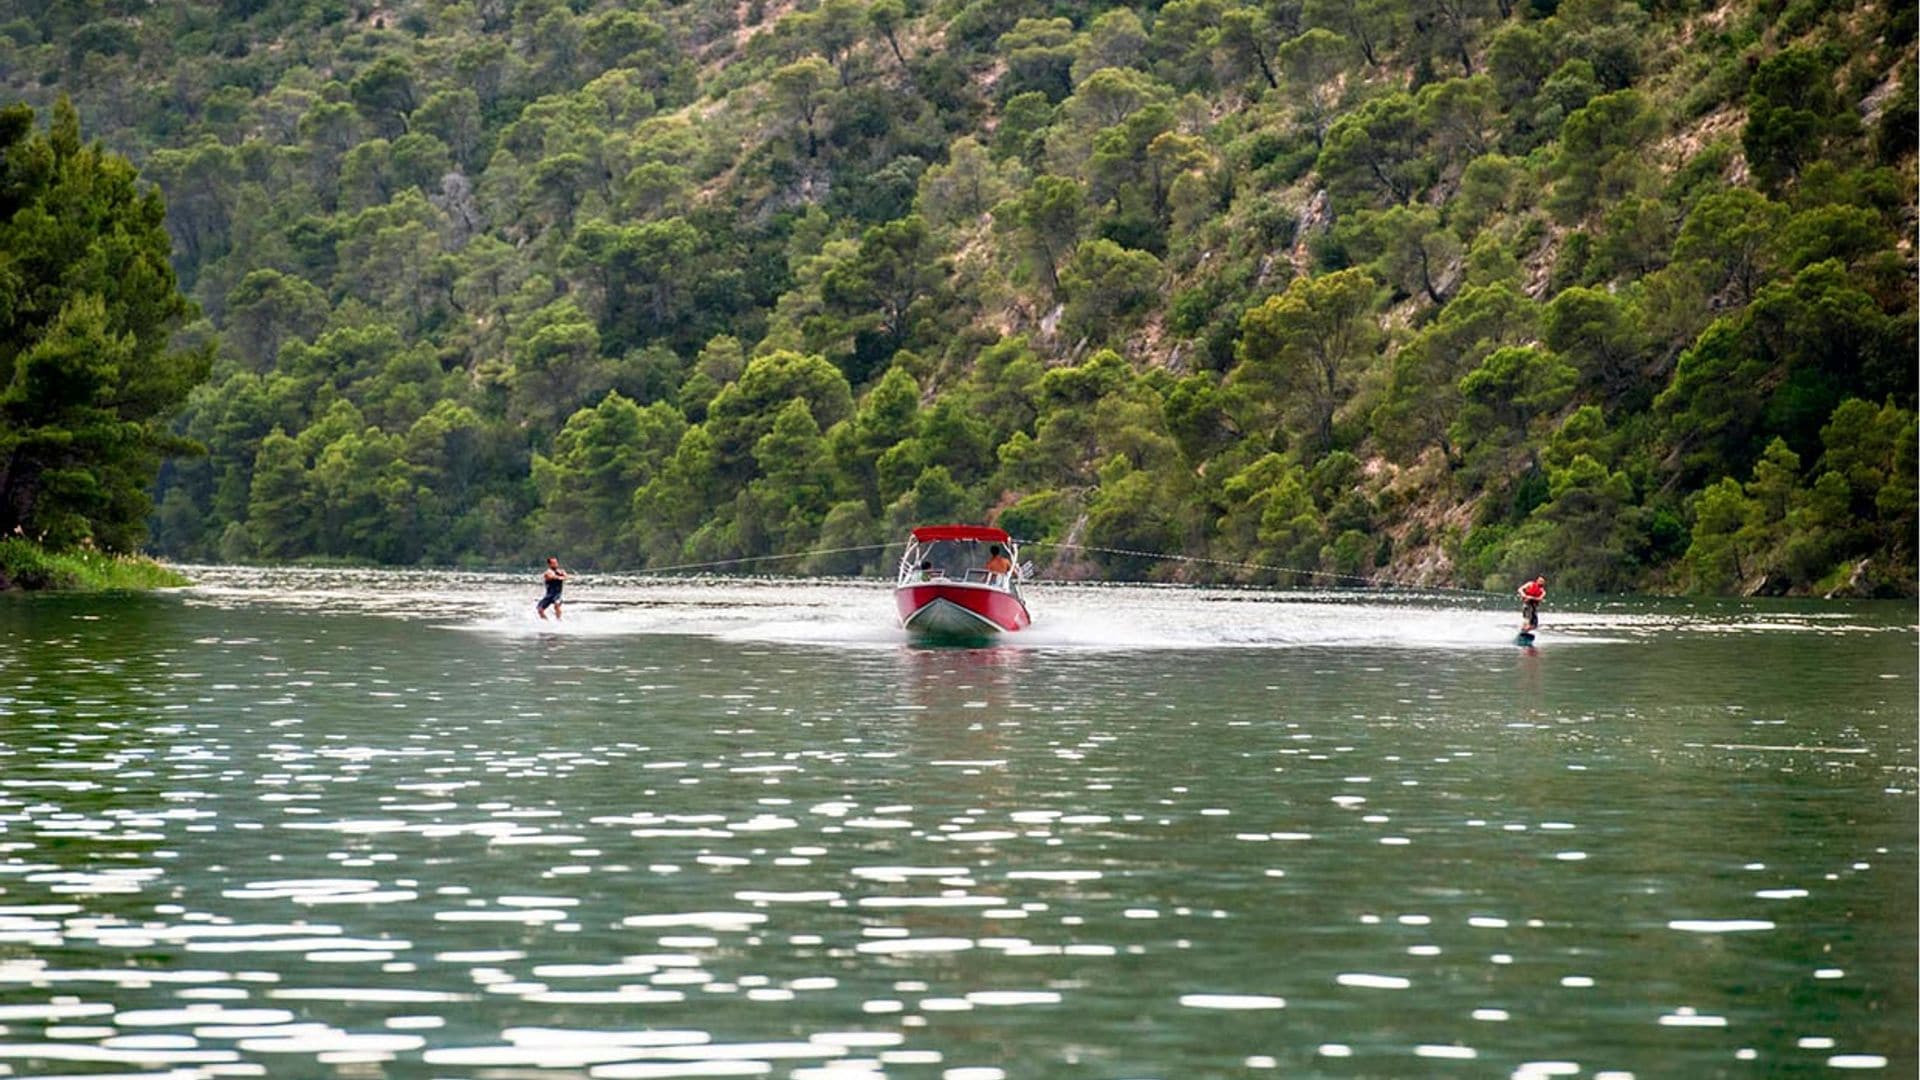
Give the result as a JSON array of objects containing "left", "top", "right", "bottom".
[{"left": 895, "top": 525, "right": 1032, "bottom": 638}]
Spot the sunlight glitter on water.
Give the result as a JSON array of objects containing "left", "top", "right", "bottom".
[{"left": 0, "top": 569, "right": 1911, "bottom": 1077}]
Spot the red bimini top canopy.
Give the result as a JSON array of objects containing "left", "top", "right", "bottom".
[{"left": 910, "top": 525, "right": 1011, "bottom": 543}]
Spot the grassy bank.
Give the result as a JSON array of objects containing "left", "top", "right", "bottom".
[{"left": 0, "top": 539, "right": 191, "bottom": 592}]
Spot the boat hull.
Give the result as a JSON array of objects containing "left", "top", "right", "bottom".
[{"left": 896, "top": 583, "right": 1031, "bottom": 638}]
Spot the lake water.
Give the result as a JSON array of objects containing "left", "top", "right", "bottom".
[{"left": 0, "top": 568, "right": 1912, "bottom": 1078}]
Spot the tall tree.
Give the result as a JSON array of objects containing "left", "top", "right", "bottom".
[
  {"left": 821, "top": 215, "right": 947, "bottom": 372},
  {"left": 770, "top": 58, "right": 835, "bottom": 159},
  {"left": 997, "top": 174, "right": 1087, "bottom": 296},
  {"left": 1234, "top": 268, "right": 1381, "bottom": 450},
  {"left": 0, "top": 100, "right": 210, "bottom": 551},
  {"left": 1277, "top": 29, "right": 1353, "bottom": 146}
]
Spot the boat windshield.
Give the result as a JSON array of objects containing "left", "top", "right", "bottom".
[{"left": 908, "top": 540, "right": 1012, "bottom": 584}]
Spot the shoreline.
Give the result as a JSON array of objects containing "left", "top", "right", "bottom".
[{"left": 0, "top": 538, "right": 192, "bottom": 592}]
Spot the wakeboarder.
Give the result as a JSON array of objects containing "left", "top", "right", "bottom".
[{"left": 1517, "top": 575, "right": 1546, "bottom": 633}]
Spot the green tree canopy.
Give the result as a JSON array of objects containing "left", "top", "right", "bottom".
[
  {"left": 13, "top": 0, "right": 1908, "bottom": 597},
  {"left": 0, "top": 100, "right": 209, "bottom": 551},
  {"left": 1234, "top": 268, "right": 1381, "bottom": 450}
]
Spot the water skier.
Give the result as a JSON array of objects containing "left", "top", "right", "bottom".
[
  {"left": 1517, "top": 575, "right": 1546, "bottom": 633},
  {"left": 537, "top": 556, "right": 567, "bottom": 621}
]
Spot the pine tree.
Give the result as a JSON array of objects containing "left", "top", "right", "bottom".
[{"left": 0, "top": 99, "right": 210, "bottom": 552}]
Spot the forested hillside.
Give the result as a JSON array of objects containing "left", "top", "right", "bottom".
[{"left": 4, "top": 0, "right": 1913, "bottom": 592}]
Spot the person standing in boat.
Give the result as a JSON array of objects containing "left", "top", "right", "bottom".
[
  {"left": 1517, "top": 575, "right": 1546, "bottom": 632},
  {"left": 537, "top": 556, "right": 568, "bottom": 621}
]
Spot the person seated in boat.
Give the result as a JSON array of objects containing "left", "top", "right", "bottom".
[
  {"left": 984, "top": 546, "right": 1013, "bottom": 580},
  {"left": 918, "top": 560, "right": 941, "bottom": 580}
]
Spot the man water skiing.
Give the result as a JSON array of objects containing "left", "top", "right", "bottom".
[
  {"left": 1517, "top": 575, "right": 1546, "bottom": 633},
  {"left": 537, "top": 556, "right": 567, "bottom": 620}
]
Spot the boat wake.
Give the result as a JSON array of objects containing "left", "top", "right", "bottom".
[
  {"left": 443, "top": 580, "right": 1614, "bottom": 651},
  {"left": 176, "top": 566, "right": 1898, "bottom": 653}
]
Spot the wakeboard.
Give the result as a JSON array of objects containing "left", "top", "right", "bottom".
[{"left": 1515, "top": 630, "right": 1536, "bottom": 646}]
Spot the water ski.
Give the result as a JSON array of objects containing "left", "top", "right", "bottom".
[{"left": 1515, "top": 629, "right": 1536, "bottom": 646}]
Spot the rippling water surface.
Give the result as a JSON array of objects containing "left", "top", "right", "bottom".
[{"left": 0, "top": 568, "right": 1912, "bottom": 1078}]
